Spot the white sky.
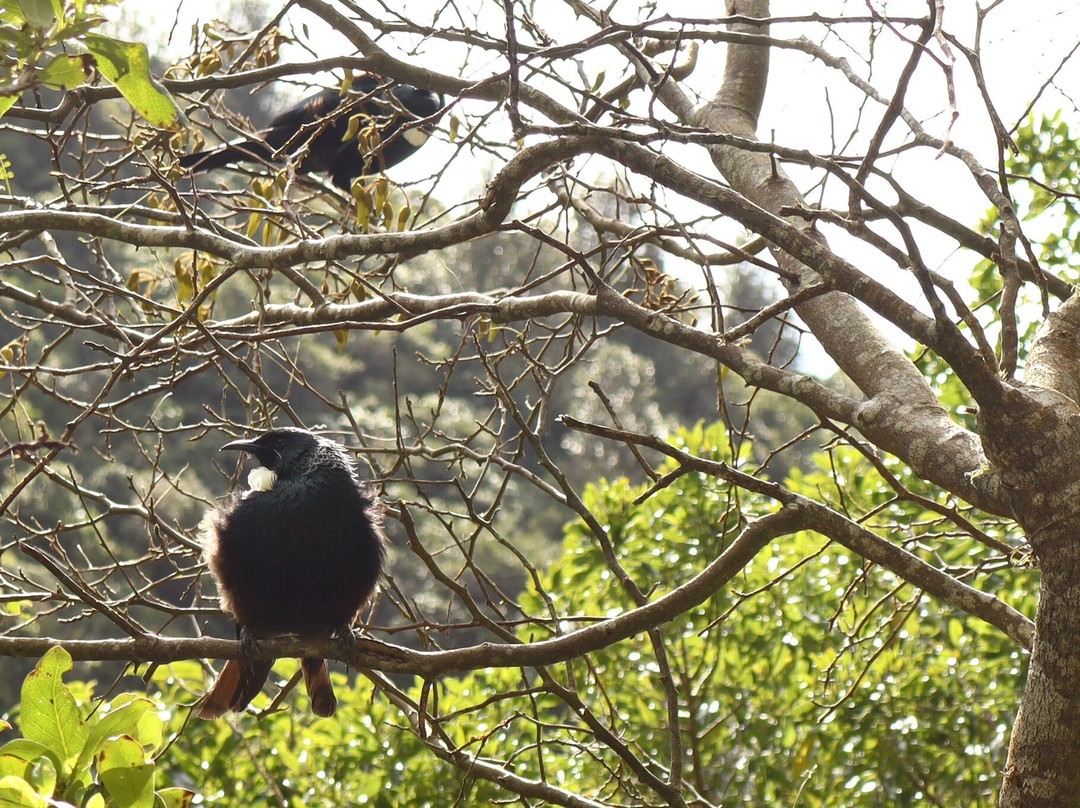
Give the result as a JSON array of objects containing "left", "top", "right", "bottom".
[
  {"left": 122, "top": 0, "right": 1080, "bottom": 368},
  {"left": 137, "top": 0, "right": 1080, "bottom": 213}
]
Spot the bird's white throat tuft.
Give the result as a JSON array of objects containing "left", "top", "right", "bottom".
[
  {"left": 247, "top": 467, "right": 278, "bottom": 492},
  {"left": 402, "top": 128, "right": 429, "bottom": 147}
]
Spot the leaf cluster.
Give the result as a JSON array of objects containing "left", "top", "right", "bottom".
[
  {"left": 1, "top": 646, "right": 192, "bottom": 808},
  {"left": 1, "top": 0, "right": 182, "bottom": 128}
]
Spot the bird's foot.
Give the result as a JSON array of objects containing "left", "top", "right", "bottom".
[
  {"left": 238, "top": 627, "right": 262, "bottom": 667},
  {"left": 331, "top": 624, "right": 357, "bottom": 664}
]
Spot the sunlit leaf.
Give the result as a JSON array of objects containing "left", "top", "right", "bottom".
[
  {"left": 98, "top": 736, "right": 153, "bottom": 808},
  {"left": 84, "top": 34, "right": 184, "bottom": 130},
  {"left": 19, "top": 647, "right": 88, "bottom": 770},
  {"left": 38, "top": 54, "right": 92, "bottom": 90}
]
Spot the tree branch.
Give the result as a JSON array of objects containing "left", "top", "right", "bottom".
[
  {"left": 558, "top": 415, "right": 1034, "bottom": 650},
  {"left": 1, "top": 507, "right": 805, "bottom": 671}
]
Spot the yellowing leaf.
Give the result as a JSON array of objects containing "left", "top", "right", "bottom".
[
  {"left": 372, "top": 177, "right": 388, "bottom": 212},
  {"left": 334, "top": 329, "right": 349, "bottom": 352},
  {"left": 791, "top": 734, "right": 817, "bottom": 779},
  {"left": 244, "top": 211, "right": 263, "bottom": 241},
  {"left": 353, "top": 184, "right": 372, "bottom": 231},
  {"left": 157, "top": 787, "right": 195, "bottom": 808},
  {"left": 342, "top": 113, "right": 363, "bottom": 144},
  {"left": 0, "top": 337, "right": 20, "bottom": 381},
  {"left": 396, "top": 199, "right": 411, "bottom": 232}
]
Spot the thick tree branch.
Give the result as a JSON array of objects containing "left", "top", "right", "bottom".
[
  {"left": 558, "top": 416, "right": 1034, "bottom": 650},
  {"left": 1024, "top": 291, "right": 1080, "bottom": 406},
  {"left": 1, "top": 507, "right": 804, "bottom": 671}
]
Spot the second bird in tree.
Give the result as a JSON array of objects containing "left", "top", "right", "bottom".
[
  {"left": 180, "top": 74, "right": 443, "bottom": 189},
  {"left": 197, "top": 427, "right": 386, "bottom": 719}
]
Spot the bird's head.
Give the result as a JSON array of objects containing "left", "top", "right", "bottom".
[
  {"left": 385, "top": 84, "right": 444, "bottom": 147},
  {"left": 221, "top": 428, "right": 323, "bottom": 490},
  {"left": 391, "top": 85, "right": 443, "bottom": 117},
  {"left": 349, "top": 76, "right": 443, "bottom": 125}
]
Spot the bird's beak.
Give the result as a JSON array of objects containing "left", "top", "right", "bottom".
[{"left": 220, "top": 438, "right": 259, "bottom": 454}]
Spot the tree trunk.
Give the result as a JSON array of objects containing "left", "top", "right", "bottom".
[
  {"left": 996, "top": 295, "right": 1080, "bottom": 806},
  {"left": 700, "top": 3, "right": 1080, "bottom": 805},
  {"left": 1000, "top": 524, "right": 1080, "bottom": 807}
]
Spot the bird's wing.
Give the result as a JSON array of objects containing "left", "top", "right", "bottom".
[{"left": 264, "top": 87, "right": 345, "bottom": 135}]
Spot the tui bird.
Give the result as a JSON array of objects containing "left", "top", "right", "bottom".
[
  {"left": 197, "top": 427, "right": 386, "bottom": 719},
  {"left": 180, "top": 75, "right": 443, "bottom": 190}
]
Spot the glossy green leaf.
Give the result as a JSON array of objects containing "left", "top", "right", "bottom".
[
  {"left": 0, "top": 95, "right": 19, "bottom": 120},
  {"left": 0, "top": 740, "right": 58, "bottom": 797}
]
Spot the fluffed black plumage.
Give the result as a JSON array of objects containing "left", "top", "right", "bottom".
[
  {"left": 197, "top": 427, "right": 386, "bottom": 719},
  {"left": 180, "top": 75, "right": 443, "bottom": 189}
]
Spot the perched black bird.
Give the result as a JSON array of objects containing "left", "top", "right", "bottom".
[
  {"left": 197, "top": 427, "right": 386, "bottom": 719},
  {"left": 180, "top": 75, "right": 443, "bottom": 190}
]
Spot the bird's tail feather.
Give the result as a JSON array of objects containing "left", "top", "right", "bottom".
[
  {"left": 231, "top": 659, "right": 273, "bottom": 712},
  {"left": 196, "top": 659, "right": 242, "bottom": 719},
  {"left": 301, "top": 657, "right": 337, "bottom": 717},
  {"left": 179, "top": 142, "right": 274, "bottom": 174},
  {"left": 195, "top": 659, "right": 273, "bottom": 719}
]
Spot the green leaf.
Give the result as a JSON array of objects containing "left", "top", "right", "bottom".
[
  {"left": 15, "top": 0, "right": 55, "bottom": 29},
  {"left": 0, "top": 775, "right": 49, "bottom": 808},
  {"left": 19, "top": 647, "right": 88, "bottom": 772},
  {"left": 83, "top": 35, "right": 183, "bottom": 130},
  {"left": 947, "top": 617, "right": 964, "bottom": 648},
  {"left": 38, "top": 54, "right": 92, "bottom": 90},
  {"left": 0, "top": 95, "right": 19, "bottom": 120},
  {"left": 1, "top": 2, "right": 28, "bottom": 25},
  {"left": 97, "top": 737, "right": 154, "bottom": 808},
  {"left": 0, "top": 740, "right": 59, "bottom": 797},
  {"left": 133, "top": 708, "right": 163, "bottom": 754},
  {"left": 70, "top": 699, "right": 153, "bottom": 785}
]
